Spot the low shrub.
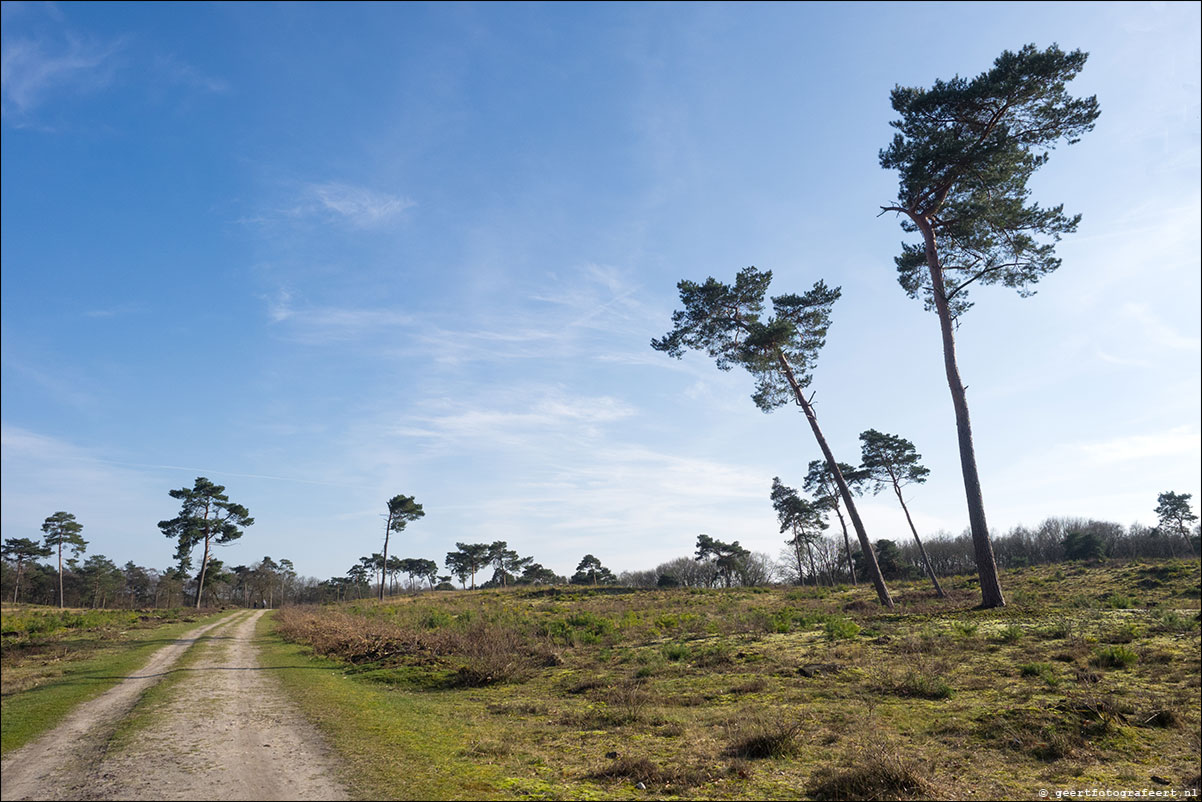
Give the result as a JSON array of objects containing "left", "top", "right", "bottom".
[
  {"left": 950, "top": 620, "right": 979, "bottom": 638},
  {"left": 1091, "top": 644, "right": 1138, "bottom": 669},
  {"left": 661, "top": 642, "right": 690, "bottom": 661},
  {"left": 1019, "top": 662, "right": 1060, "bottom": 686},
  {"left": 724, "top": 714, "right": 804, "bottom": 759},
  {"left": 806, "top": 740, "right": 933, "bottom": 800},
  {"left": 589, "top": 755, "right": 710, "bottom": 789},
  {"left": 995, "top": 624, "right": 1024, "bottom": 643},
  {"left": 1037, "top": 620, "right": 1071, "bottom": 640},
  {"left": 1153, "top": 610, "right": 1198, "bottom": 634},
  {"left": 890, "top": 670, "right": 953, "bottom": 700},
  {"left": 823, "top": 616, "right": 860, "bottom": 641},
  {"left": 1102, "top": 593, "right": 1135, "bottom": 609}
]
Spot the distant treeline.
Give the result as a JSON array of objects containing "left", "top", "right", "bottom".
[
  {"left": 3, "top": 516, "right": 1198, "bottom": 609},
  {"left": 617, "top": 517, "right": 1202, "bottom": 589},
  {"left": 0, "top": 555, "right": 323, "bottom": 609}
]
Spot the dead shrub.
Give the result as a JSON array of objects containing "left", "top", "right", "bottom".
[
  {"left": 724, "top": 712, "right": 804, "bottom": 759},
  {"left": 656, "top": 721, "right": 686, "bottom": 737},
  {"left": 450, "top": 623, "right": 544, "bottom": 686},
  {"left": 1138, "top": 709, "right": 1181, "bottom": 728},
  {"left": 461, "top": 739, "right": 511, "bottom": 759},
  {"left": 603, "top": 678, "right": 653, "bottom": 723},
  {"left": 274, "top": 608, "right": 428, "bottom": 664},
  {"left": 589, "top": 756, "right": 710, "bottom": 789},
  {"left": 806, "top": 740, "right": 934, "bottom": 800},
  {"left": 729, "top": 676, "right": 768, "bottom": 695},
  {"left": 274, "top": 607, "right": 551, "bottom": 686}
]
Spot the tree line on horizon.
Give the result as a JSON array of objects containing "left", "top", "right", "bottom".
[{"left": 2, "top": 493, "right": 1196, "bottom": 609}]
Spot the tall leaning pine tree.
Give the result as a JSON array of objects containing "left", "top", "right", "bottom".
[
  {"left": 380, "top": 494, "right": 424, "bottom": 601},
  {"left": 859, "top": 429, "right": 945, "bottom": 598},
  {"left": 879, "top": 44, "right": 1100, "bottom": 608},
  {"left": 654, "top": 268, "right": 894, "bottom": 608}
]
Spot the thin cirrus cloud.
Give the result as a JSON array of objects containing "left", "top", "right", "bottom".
[
  {"left": 246, "top": 181, "right": 416, "bottom": 230},
  {"left": 388, "top": 393, "right": 638, "bottom": 453},
  {"left": 1079, "top": 425, "right": 1201, "bottom": 467},
  {"left": 0, "top": 33, "right": 123, "bottom": 119},
  {"left": 266, "top": 289, "right": 413, "bottom": 344},
  {"left": 303, "top": 182, "right": 416, "bottom": 228}
]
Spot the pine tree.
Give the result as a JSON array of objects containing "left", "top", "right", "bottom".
[{"left": 879, "top": 44, "right": 1100, "bottom": 607}]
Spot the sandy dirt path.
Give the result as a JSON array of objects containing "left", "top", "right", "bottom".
[{"left": 1, "top": 610, "right": 349, "bottom": 801}]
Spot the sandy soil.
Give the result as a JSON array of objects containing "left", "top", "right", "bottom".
[{"left": 0, "top": 610, "right": 349, "bottom": 801}]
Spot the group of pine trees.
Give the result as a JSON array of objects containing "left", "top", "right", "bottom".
[
  {"left": 771, "top": 429, "right": 947, "bottom": 599},
  {"left": 653, "top": 44, "right": 1108, "bottom": 609},
  {"left": 2, "top": 478, "right": 295, "bottom": 609},
  {"left": 326, "top": 540, "right": 621, "bottom": 600},
  {"left": 0, "top": 514, "right": 300, "bottom": 609}
]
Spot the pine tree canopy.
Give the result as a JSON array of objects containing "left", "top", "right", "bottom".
[{"left": 880, "top": 43, "right": 1101, "bottom": 318}]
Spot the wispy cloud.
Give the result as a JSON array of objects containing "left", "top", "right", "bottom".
[
  {"left": 301, "top": 182, "right": 416, "bottom": 227},
  {"left": 0, "top": 424, "right": 164, "bottom": 549},
  {"left": 1079, "top": 425, "right": 1201, "bottom": 466},
  {"left": 245, "top": 181, "right": 416, "bottom": 230},
  {"left": 1, "top": 33, "right": 123, "bottom": 121},
  {"left": 266, "top": 289, "right": 413, "bottom": 343},
  {"left": 2, "top": 10, "right": 224, "bottom": 126},
  {"left": 400, "top": 264, "right": 667, "bottom": 366},
  {"left": 1119, "top": 302, "right": 1201, "bottom": 353},
  {"left": 331, "top": 389, "right": 787, "bottom": 570},
  {"left": 531, "top": 263, "right": 652, "bottom": 333},
  {"left": 388, "top": 391, "right": 638, "bottom": 453},
  {"left": 311, "top": 182, "right": 414, "bottom": 225}
]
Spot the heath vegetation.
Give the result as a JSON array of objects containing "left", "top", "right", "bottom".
[{"left": 269, "top": 559, "right": 1201, "bottom": 800}]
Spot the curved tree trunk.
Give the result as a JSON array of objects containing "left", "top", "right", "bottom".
[
  {"left": 918, "top": 218, "right": 1005, "bottom": 608},
  {"left": 777, "top": 353, "right": 894, "bottom": 609}
]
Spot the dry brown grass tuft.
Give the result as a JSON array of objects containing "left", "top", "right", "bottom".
[
  {"left": 724, "top": 711, "right": 805, "bottom": 759},
  {"left": 806, "top": 739, "right": 934, "bottom": 800},
  {"left": 589, "top": 755, "right": 711, "bottom": 789}
]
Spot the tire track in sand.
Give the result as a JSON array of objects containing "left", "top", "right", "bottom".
[
  {"left": 1, "top": 612, "right": 241, "bottom": 800},
  {"left": 2, "top": 610, "right": 349, "bottom": 801}
]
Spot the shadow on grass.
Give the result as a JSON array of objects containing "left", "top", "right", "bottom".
[{"left": 3, "top": 664, "right": 338, "bottom": 696}]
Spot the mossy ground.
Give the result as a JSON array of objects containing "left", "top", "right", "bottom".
[{"left": 267, "top": 560, "right": 1202, "bottom": 800}]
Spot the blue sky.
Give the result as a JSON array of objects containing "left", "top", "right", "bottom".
[{"left": 2, "top": 1, "right": 1199, "bottom": 581}]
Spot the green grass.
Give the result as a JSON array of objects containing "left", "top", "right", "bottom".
[
  {"left": 0, "top": 607, "right": 225, "bottom": 755},
  {"left": 254, "top": 613, "right": 512, "bottom": 801},
  {"left": 261, "top": 559, "right": 1201, "bottom": 800}
]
